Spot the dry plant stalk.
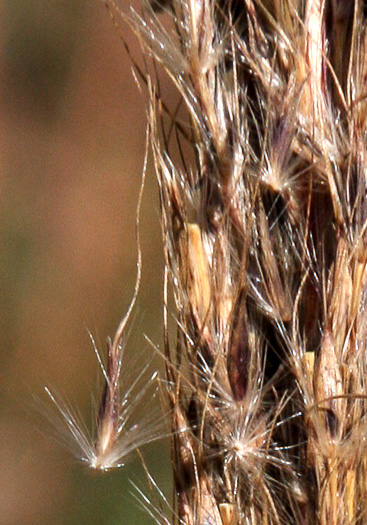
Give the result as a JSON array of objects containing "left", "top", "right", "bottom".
[
  {"left": 104, "top": 0, "right": 367, "bottom": 523},
  {"left": 49, "top": 0, "right": 367, "bottom": 523}
]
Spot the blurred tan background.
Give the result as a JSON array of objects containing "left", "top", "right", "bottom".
[{"left": 0, "top": 1, "right": 171, "bottom": 523}]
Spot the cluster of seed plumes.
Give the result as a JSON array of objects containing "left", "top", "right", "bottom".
[{"left": 108, "top": 0, "right": 367, "bottom": 523}]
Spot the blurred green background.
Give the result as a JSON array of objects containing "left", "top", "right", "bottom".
[{"left": 0, "top": 1, "right": 172, "bottom": 523}]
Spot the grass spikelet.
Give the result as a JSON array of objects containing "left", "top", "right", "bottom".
[
  {"left": 43, "top": 363, "right": 162, "bottom": 471},
  {"left": 42, "top": 129, "right": 167, "bottom": 472}
]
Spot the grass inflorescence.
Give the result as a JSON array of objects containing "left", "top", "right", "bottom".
[{"left": 49, "top": 0, "right": 367, "bottom": 523}]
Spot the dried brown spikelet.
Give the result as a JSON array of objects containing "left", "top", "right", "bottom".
[{"left": 43, "top": 130, "right": 167, "bottom": 472}]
